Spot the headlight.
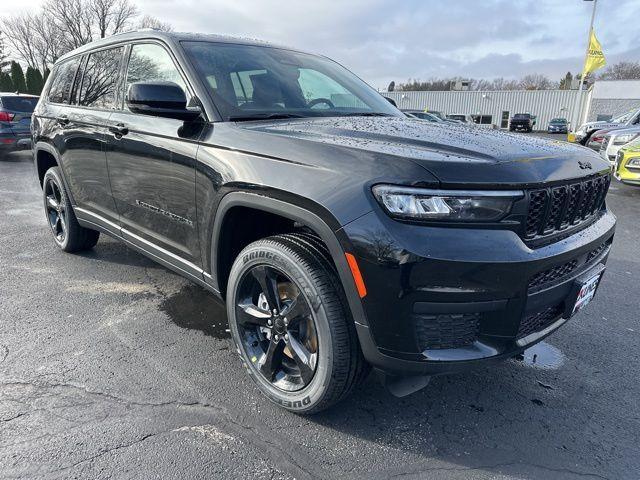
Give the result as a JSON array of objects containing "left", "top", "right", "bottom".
[
  {"left": 372, "top": 185, "right": 523, "bottom": 222},
  {"left": 627, "top": 158, "right": 640, "bottom": 168},
  {"left": 613, "top": 133, "right": 640, "bottom": 145}
]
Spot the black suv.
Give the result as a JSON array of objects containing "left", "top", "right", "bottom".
[{"left": 32, "top": 31, "right": 615, "bottom": 413}]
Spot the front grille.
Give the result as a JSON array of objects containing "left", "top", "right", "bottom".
[
  {"left": 517, "top": 304, "right": 564, "bottom": 339},
  {"left": 528, "top": 259, "right": 579, "bottom": 290},
  {"left": 527, "top": 239, "right": 612, "bottom": 292},
  {"left": 524, "top": 174, "right": 611, "bottom": 242},
  {"left": 414, "top": 313, "right": 480, "bottom": 350}
]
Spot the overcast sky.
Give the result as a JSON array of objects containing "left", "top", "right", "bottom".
[{"left": 2, "top": 0, "right": 639, "bottom": 89}]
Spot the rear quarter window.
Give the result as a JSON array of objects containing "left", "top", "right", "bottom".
[
  {"left": 79, "top": 47, "right": 124, "bottom": 109},
  {"left": 47, "top": 57, "right": 82, "bottom": 104}
]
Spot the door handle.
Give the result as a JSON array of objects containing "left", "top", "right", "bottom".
[
  {"left": 56, "top": 115, "right": 69, "bottom": 126},
  {"left": 109, "top": 123, "right": 129, "bottom": 137}
]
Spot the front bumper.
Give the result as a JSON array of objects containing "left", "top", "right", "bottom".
[
  {"left": 342, "top": 207, "right": 616, "bottom": 375},
  {"left": 615, "top": 154, "right": 640, "bottom": 185}
]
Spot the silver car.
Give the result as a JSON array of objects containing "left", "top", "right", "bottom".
[{"left": 599, "top": 126, "right": 640, "bottom": 164}]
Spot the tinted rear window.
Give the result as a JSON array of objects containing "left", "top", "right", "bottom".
[
  {"left": 48, "top": 57, "right": 82, "bottom": 104},
  {"left": 1, "top": 97, "right": 38, "bottom": 112},
  {"left": 79, "top": 47, "right": 124, "bottom": 109},
  {"left": 514, "top": 114, "right": 530, "bottom": 119}
]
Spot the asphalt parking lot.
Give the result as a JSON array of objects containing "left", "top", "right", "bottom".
[{"left": 1, "top": 141, "right": 639, "bottom": 480}]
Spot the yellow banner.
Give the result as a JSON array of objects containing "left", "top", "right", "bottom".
[{"left": 583, "top": 30, "right": 606, "bottom": 76}]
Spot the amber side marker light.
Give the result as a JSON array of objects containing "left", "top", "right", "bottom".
[{"left": 345, "top": 253, "right": 367, "bottom": 298}]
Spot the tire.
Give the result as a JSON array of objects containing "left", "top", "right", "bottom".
[
  {"left": 226, "top": 233, "right": 368, "bottom": 414},
  {"left": 42, "top": 166, "right": 100, "bottom": 252}
]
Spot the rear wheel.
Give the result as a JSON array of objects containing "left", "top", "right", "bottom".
[
  {"left": 226, "top": 234, "right": 367, "bottom": 414},
  {"left": 42, "top": 167, "right": 100, "bottom": 252}
]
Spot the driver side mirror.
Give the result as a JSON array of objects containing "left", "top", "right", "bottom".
[{"left": 127, "top": 81, "right": 202, "bottom": 121}]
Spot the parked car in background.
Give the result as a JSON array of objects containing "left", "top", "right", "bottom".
[
  {"left": 600, "top": 126, "right": 640, "bottom": 164},
  {"left": 425, "top": 110, "right": 447, "bottom": 121},
  {"left": 0, "top": 93, "right": 39, "bottom": 158},
  {"left": 574, "top": 107, "right": 640, "bottom": 146},
  {"left": 547, "top": 118, "right": 569, "bottom": 134},
  {"left": 447, "top": 113, "right": 474, "bottom": 123},
  {"left": 402, "top": 109, "right": 443, "bottom": 122},
  {"left": 509, "top": 113, "right": 535, "bottom": 132},
  {"left": 32, "top": 30, "right": 615, "bottom": 414},
  {"left": 587, "top": 128, "right": 615, "bottom": 151},
  {"left": 614, "top": 138, "right": 640, "bottom": 186}
]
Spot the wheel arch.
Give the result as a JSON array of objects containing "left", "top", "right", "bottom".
[
  {"left": 33, "top": 143, "right": 76, "bottom": 205},
  {"left": 210, "top": 192, "right": 368, "bottom": 328}
]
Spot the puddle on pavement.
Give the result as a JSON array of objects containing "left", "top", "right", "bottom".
[
  {"left": 159, "top": 284, "right": 230, "bottom": 338},
  {"left": 514, "top": 341, "right": 565, "bottom": 370}
]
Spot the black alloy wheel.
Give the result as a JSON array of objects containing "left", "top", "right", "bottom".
[
  {"left": 44, "top": 175, "right": 67, "bottom": 245},
  {"left": 235, "top": 265, "right": 318, "bottom": 391},
  {"left": 42, "top": 167, "right": 100, "bottom": 252},
  {"left": 226, "top": 234, "right": 369, "bottom": 414}
]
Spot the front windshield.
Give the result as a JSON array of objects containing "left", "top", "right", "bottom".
[
  {"left": 182, "top": 41, "right": 400, "bottom": 121},
  {"left": 550, "top": 118, "right": 566, "bottom": 123},
  {"left": 612, "top": 109, "right": 636, "bottom": 123}
]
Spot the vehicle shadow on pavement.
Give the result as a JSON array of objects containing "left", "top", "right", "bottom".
[{"left": 306, "top": 339, "right": 631, "bottom": 479}]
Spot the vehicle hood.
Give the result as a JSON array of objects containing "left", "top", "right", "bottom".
[
  {"left": 238, "top": 116, "right": 610, "bottom": 186},
  {"left": 607, "top": 125, "right": 640, "bottom": 138}
]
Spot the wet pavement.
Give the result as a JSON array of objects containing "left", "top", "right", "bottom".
[{"left": 1, "top": 149, "right": 639, "bottom": 479}]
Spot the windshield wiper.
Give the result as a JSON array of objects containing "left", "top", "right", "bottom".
[
  {"left": 228, "top": 113, "right": 307, "bottom": 122},
  {"left": 338, "top": 112, "right": 395, "bottom": 117}
]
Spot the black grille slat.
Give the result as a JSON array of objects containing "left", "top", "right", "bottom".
[
  {"left": 525, "top": 174, "right": 610, "bottom": 243},
  {"left": 518, "top": 304, "right": 564, "bottom": 339},
  {"left": 544, "top": 186, "right": 568, "bottom": 232},
  {"left": 414, "top": 313, "right": 480, "bottom": 350},
  {"left": 527, "top": 239, "right": 611, "bottom": 292},
  {"left": 562, "top": 183, "right": 582, "bottom": 227},
  {"left": 525, "top": 190, "right": 547, "bottom": 238}
]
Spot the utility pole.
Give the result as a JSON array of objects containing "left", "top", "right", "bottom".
[{"left": 572, "top": 0, "right": 598, "bottom": 130}]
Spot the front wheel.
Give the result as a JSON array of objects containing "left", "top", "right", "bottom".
[{"left": 226, "top": 234, "right": 368, "bottom": 414}]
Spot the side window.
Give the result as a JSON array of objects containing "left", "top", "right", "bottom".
[
  {"left": 79, "top": 47, "right": 124, "bottom": 109},
  {"left": 47, "top": 57, "right": 81, "bottom": 104},
  {"left": 125, "top": 43, "right": 187, "bottom": 103}
]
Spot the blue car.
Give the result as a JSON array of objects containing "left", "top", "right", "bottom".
[
  {"left": 0, "top": 93, "right": 39, "bottom": 158},
  {"left": 547, "top": 117, "right": 569, "bottom": 134}
]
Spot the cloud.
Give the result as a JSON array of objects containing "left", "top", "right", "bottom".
[{"left": 3, "top": 0, "right": 640, "bottom": 88}]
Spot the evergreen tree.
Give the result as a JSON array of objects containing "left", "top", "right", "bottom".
[
  {"left": 33, "top": 69, "right": 44, "bottom": 94},
  {"left": 25, "top": 66, "right": 45, "bottom": 95},
  {"left": 10, "top": 61, "right": 26, "bottom": 93},
  {"left": 0, "top": 71, "right": 13, "bottom": 92},
  {"left": 559, "top": 72, "right": 573, "bottom": 90},
  {"left": 25, "top": 67, "right": 38, "bottom": 94}
]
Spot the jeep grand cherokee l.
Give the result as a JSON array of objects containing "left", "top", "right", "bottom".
[{"left": 31, "top": 31, "right": 616, "bottom": 413}]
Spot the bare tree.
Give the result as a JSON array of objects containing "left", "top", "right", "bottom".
[
  {"left": 138, "top": 15, "right": 173, "bottom": 32},
  {"left": 518, "top": 74, "right": 556, "bottom": 90},
  {"left": 3, "top": 0, "right": 142, "bottom": 72},
  {"left": 43, "top": 0, "right": 94, "bottom": 51},
  {"left": 89, "top": 0, "right": 139, "bottom": 38},
  {"left": 598, "top": 61, "right": 640, "bottom": 81},
  {"left": 2, "top": 12, "right": 66, "bottom": 73}
]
